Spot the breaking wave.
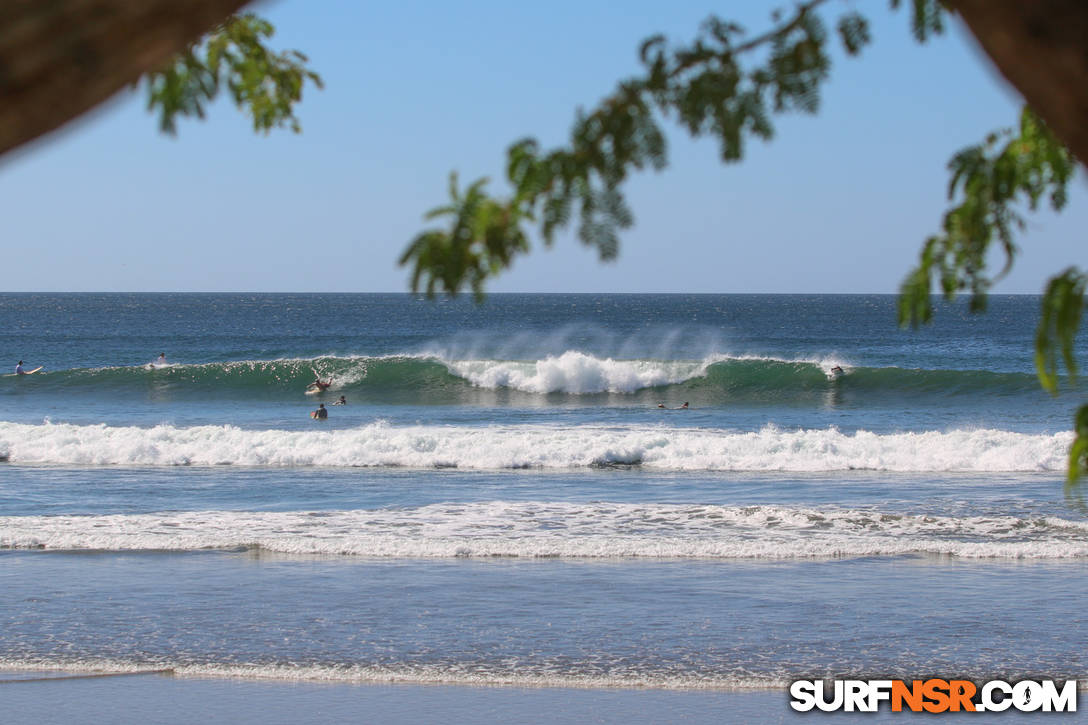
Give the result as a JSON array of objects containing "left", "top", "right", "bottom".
[
  {"left": 4, "top": 502, "right": 1087, "bottom": 559},
  {"left": 0, "top": 421, "right": 1070, "bottom": 472},
  {"left": 0, "top": 353, "right": 1049, "bottom": 405}
]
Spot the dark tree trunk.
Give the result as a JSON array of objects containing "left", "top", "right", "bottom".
[
  {"left": 0, "top": 0, "right": 249, "bottom": 158},
  {"left": 945, "top": 0, "right": 1088, "bottom": 164}
]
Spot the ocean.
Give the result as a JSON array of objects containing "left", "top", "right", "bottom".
[{"left": 2, "top": 293, "right": 1086, "bottom": 702}]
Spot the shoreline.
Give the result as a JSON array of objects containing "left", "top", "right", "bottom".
[
  {"left": 3, "top": 670, "right": 1069, "bottom": 724},
  {"left": 0, "top": 669, "right": 780, "bottom": 725},
  {"left": 0, "top": 664, "right": 789, "bottom": 692}
]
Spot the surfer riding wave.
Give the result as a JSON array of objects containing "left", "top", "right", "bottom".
[{"left": 307, "top": 369, "right": 333, "bottom": 393}]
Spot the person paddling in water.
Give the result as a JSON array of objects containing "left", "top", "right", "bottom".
[{"left": 332, "top": 395, "right": 347, "bottom": 405}]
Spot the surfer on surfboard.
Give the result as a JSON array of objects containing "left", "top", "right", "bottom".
[
  {"left": 15, "top": 360, "right": 43, "bottom": 375},
  {"left": 307, "top": 369, "right": 333, "bottom": 393}
]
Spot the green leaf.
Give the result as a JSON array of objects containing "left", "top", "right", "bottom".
[
  {"left": 836, "top": 13, "right": 871, "bottom": 55},
  {"left": 900, "top": 106, "right": 1073, "bottom": 325},
  {"left": 399, "top": 173, "right": 533, "bottom": 300},
  {"left": 145, "top": 13, "right": 323, "bottom": 136},
  {"left": 1036, "top": 268, "right": 1086, "bottom": 394},
  {"left": 1068, "top": 404, "right": 1088, "bottom": 482}
]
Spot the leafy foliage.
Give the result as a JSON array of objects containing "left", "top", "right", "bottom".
[
  {"left": 889, "top": 0, "right": 945, "bottom": 43},
  {"left": 1037, "top": 268, "right": 1088, "bottom": 481},
  {"left": 898, "top": 107, "right": 1074, "bottom": 325},
  {"left": 145, "top": 14, "right": 322, "bottom": 135},
  {"left": 400, "top": 173, "right": 531, "bottom": 301},
  {"left": 401, "top": 0, "right": 873, "bottom": 297},
  {"left": 1070, "top": 404, "right": 1088, "bottom": 484},
  {"left": 897, "top": 107, "right": 1084, "bottom": 477},
  {"left": 1037, "top": 268, "right": 1086, "bottom": 395}
]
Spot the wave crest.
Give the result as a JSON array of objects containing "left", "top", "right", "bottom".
[
  {"left": 1, "top": 353, "right": 1047, "bottom": 404},
  {"left": 449, "top": 351, "right": 712, "bottom": 394}
]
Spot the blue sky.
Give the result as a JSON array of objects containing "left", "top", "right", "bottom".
[{"left": 0, "top": 0, "right": 1083, "bottom": 293}]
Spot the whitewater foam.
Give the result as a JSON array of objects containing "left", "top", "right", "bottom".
[
  {"left": 0, "top": 421, "right": 1070, "bottom": 472},
  {"left": 447, "top": 352, "right": 714, "bottom": 394},
  {"left": 0, "top": 658, "right": 791, "bottom": 691},
  {"left": 3, "top": 502, "right": 1086, "bottom": 559}
]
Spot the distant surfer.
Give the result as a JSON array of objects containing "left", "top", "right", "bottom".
[
  {"left": 311, "top": 403, "right": 328, "bottom": 419},
  {"left": 15, "top": 360, "right": 41, "bottom": 375},
  {"left": 657, "top": 402, "right": 665, "bottom": 409},
  {"left": 679, "top": 402, "right": 689, "bottom": 409},
  {"left": 149, "top": 352, "right": 167, "bottom": 369},
  {"left": 332, "top": 395, "right": 347, "bottom": 405},
  {"left": 830, "top": 365, "right": 844, "bottom": 379}
]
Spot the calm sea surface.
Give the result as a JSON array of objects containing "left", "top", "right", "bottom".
[{"left": 1, "top": 294, "right": 1086, "bottom": 689}]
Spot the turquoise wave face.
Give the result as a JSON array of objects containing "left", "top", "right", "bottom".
[{"left": 0, "top": 354, "right": 1052, "bottom": 408}]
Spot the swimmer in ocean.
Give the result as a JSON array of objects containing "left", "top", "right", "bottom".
[{"left": 332, "top": 395, "right": 347, "bottom": 405}]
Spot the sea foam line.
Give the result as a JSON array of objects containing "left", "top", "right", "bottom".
[
  {"left": 4, "top": 503, "right": 1087, "bottom": 559},
  {"left": 0, "top": 421, "right": 1070, "bottom": 472},
  {"left": 0, "top": 658, "right": 790, "bottom": 691}
]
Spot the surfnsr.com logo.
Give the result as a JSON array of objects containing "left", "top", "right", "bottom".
[{"left": 789, "top": 679, "right": 1077, "bottom": 713}]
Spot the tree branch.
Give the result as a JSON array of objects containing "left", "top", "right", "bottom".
[
  {"left": 0, "top": 0, "right": 250, "bottom": 158},
  {"left": 944, "top": 0, "right": 1088, "bottom": 165}
]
